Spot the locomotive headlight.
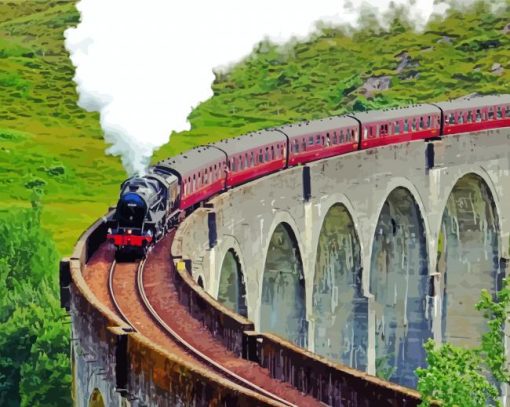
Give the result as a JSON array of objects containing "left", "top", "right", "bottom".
[
  {"left": 127, "top": 229, "right": 132, "bottom": 235},
  {"left": 107, "top": 228, "right": 112, "bottom": 235}
]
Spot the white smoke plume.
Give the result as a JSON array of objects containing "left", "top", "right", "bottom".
[{"left": 64, "top": 0, "right": 498, "bottom": 175}]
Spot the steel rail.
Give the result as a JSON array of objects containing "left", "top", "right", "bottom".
[
  {"left": 108, "top": 260, "right": 138, "bottom": 330},
  {"left": 136, "top": 258, "right": 298, "bottom": 407}
]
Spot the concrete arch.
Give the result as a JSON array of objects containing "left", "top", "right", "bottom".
[
  {"left": 213, "top": 235, "right": 250, "bottom": 314},
  {"left": 369, "top": 185, "right": 431, "bottom": 388},
  {"left": 310, "top": 192, "right": 365, "bottom": 284},
  {"left": 363, "top": 177, "right": 431, "bottom": 294},
  {"left": 217, "top": 246, "right": 248, "bottom": 317},
  {"left": 437, "top": 171, "right": 501, "bottom": 348},
  {"left": 312, "top": 201, "right": 367, "bottom": 370},
  {"left": 89, "top": 388, "right": 105, "bottom": 407},
  {"left": 435, "top": 167, "right": 503, "bottom": 252},
  {"left": 256, "top": 210, "right": 306, "bottom": 326},
  {"left": 259, "top": 221, "right": 307, "bottom": 347}
]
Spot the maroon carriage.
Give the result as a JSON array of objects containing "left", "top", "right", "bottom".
[
  {"left": 351, "top": 104, "right": 441, "bottom": 149},
  {"left": 212, "top": 130, "right": 287, "bottom": 189},
  {"left": 434, "top": 95, "right": 510, "bottom": 136},
  {"left": 156, "top": 146, "right": 227, "bottom": 211},
  {"left": 279, "top": 116, "right": 360, "bottom": 166}
]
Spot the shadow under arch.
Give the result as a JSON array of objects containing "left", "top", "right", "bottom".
[
  {"left": 218, "top": 248, "right": 248, "bottom": 317},
  {"left": 370, "top": 186, "right": 430, "bottom": 388},
  {"left": 312, "top": 202, "right": 367, "bottom": 370},
  {"left": 89, "top": 388, "right": 105, "bottom": 407},
  {"left": 260, "top": 222, "right": 307, "bottom": 347},
  {"left": 437, "top": 172, "right": 501, "bottom": 348}
]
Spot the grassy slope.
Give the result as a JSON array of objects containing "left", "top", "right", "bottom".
[
  {"left": 1, "top": 1, "right": 509, "bottom": 256},
  {"left": 0, "top": 1, "right": 125, "bottom": 254}
]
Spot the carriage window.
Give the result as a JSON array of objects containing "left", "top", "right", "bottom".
[
  {"left": 231, "top": 159, "right": 236, "bottom": 172},
  {"left": 404, "top": 119, "right": 409, "bottom": 131},
  {"left": 259, "top": 150, "right": 263, "bottom": 163},
  {"left": 506, "top": 106, "right": 510, "bottom": 118},
  {"left": 395, "top": 121, "right": 400, "bottom": 134},
  {"left": 467, "top": 111, "right": 473, "bottom": 122},
  {"left": 333, "top": 132, "right": 337, "bottom": 144},
  {"left": 497, "top": 106, "right": 503, "bottom": 119},
  {"left": 340, "top": 130, "right": 344, "bottom": 142},
  {"left": 476, "top": 109, "right": 482, "bottom": 122},
  {"left": 250, "top": 152, "right": 254, "bottom": 166},
  {"left": 265, "top": 147, "right": 269, "bottom": 161},
  {"left": 448, "top": 114, "right": 454, "bottom": 124},
  {"left": 316, "top": 135, "right": 321, "bottom": 145},
  {"left": 427, "top": 116, "right": 431, "bottom": 128},
  {"left": 419, "top": 117, "right": 424, "bottom": 129},
  {"left": 353, "top": 128, "right": 358, "bottom": 140},
  {"left": 363, "top": 128, "right": 368, "bottom": 139},
  {"left": 488, "top": 108, "right": 494, "bottom": 119},
  {"left": 458, "top": 113, "right": 464, "bottom": 124},
  {"left": 271, "top": 146, "right": 275, "bottom": 159},
  {"left": 412, "top": 118, "right": 417, "bottom": 131}
]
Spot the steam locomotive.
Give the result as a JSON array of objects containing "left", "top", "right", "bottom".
[{"left": 107, "top": 94, "right": 510, "bottom": 257}]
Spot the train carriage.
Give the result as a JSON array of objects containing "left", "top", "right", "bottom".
[
  {"left": 109, "top": 94, "right": 510, "bottom": 258},
  {"left": 212, "top": 130, "right": 287, "bottom": 189},
  {"left": 277, "top": 116, "right": 360, "bottom": 166},
  {"left": 350, "top": 104, "right": 441, "bottom": 149},
  {"left": 434, "top": 95, "right": 510, "bottom": 136},
  {"left": 156, "top": 146, "right": 227, "bottom": 210}
]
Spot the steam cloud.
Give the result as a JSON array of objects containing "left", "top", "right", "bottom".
[{"left": 64, "top": 0, "right": 500, "bottom": 175}]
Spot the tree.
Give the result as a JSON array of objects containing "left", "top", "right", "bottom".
[
  {"left": 417, "top": 279, "right": 510, "bottom": 407},
  {"left": 0, "top": 205, "right": 71, "bottom": 406}
]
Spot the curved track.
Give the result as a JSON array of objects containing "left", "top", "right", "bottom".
[
  {"left": 107, "top": 251, "right": 306, "bottom": 407},
  {"left": 108, "top": 259, "right": 141, "bottom": 330}
]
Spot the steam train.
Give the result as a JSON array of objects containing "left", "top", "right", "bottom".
[{"left": 107, "top": 94, "right": 510, "bottom": 256}]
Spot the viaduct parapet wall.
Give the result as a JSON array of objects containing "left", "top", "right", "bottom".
[{"left": 61, "top": 217, "right": 285, "bottom": 407}]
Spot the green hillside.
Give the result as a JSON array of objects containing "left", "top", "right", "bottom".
[
  {"left": 1, "top": 1, "right": 509, "bottom": 255},
  {"left": 0, "top": 1, "right": 510, "bottom": 403}
]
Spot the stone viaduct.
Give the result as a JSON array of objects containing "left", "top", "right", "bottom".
[
  {"left": 63, "top": 127, "right": 510, "bottom": 406},
  {"left": 173, "top": 128, "right": 510, "bottom": 388}
]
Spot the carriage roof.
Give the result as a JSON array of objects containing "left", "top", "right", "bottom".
[{"left": 212, "top": 130, "right": 287, "bottom": 156}]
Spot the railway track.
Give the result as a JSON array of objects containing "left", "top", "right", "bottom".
[{"left": 108, "top": 257, "right": 298, "bottom": 407}]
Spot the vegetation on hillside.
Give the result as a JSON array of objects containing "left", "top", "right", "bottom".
[
  {"left": 155, "top": 0, "right": 510, "bottom": 160},
  {"left": 1, "top": 0, "right": 510, "bottom": 404}
]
